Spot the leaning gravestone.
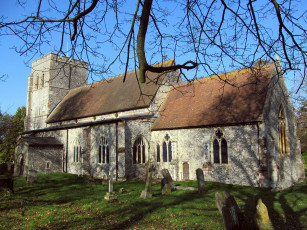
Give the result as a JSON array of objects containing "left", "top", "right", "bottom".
[
  {"left": 140, "top": 162, "right": 155, "bottom": 199},
  {"left": 104, "top": 173, "right": 117, "bottom": 201},
  {"left": 161, "top": 169, "right": 176, "bottom": 190},
  {"left": 161, "top": 177, "right": 172, "bottom": 195},
  {"left": 255, "top": 199, "right": 273, "bottom": 230},
  {"left": 196, "top": 168, "right": 206, "bottom": 194},
  {"left": 215, "top": 191, "right": 246, "bottom": 230}
]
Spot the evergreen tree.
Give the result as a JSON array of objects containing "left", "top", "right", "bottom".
[{"left": 0, "top": 107, "right": 26, "bottom": 163}]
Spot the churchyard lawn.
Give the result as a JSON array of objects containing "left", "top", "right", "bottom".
[{"left": 0, "top": 170, "right": 306, "bottom": 229}]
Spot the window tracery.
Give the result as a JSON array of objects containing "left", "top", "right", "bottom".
[
  {"left": 98, "top": 136, "right": 109, "bottom": 164},
  {"left": 73, "top": 139, "right": 81, "bottom": 163},
  {"left": 133, "top": 136, "right": 146, "bottom": 164},
  {"left": 212, "top": 129, "right": 228, "bottom": 164}
]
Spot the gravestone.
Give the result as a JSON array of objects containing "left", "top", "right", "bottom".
[
  {"left": 196, "top": 168, "right": 206, "bottom": 194},
  {"left": 26, "top": 169, "right": 38, "bottom": 183},
  {"left": 215, "top": 191, "right": 246, "bottom": 230},
  {"left": 119, "top": 188, "right": 127, "bottom": 194},
  {"left": 255, "top": 199, "right": 273, "bottom": 230},
  {"left": 140, "top": 162, "right": 155, "bottom": 199},
  {"left": 161, "top": 177, "right": 171, "bottom": 195},
  {"left": 161, "top": 169, "right": 175, "bottom": 190},
  {"left": 104, "top": 173, "right": 117, "bottom": 201}
]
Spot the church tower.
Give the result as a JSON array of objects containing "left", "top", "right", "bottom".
[{"left": 25, "top": 53, "right": 88, "bottom": 131}]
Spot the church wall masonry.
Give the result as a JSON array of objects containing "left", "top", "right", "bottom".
[{"left": 151, "top": 124, "right": 260, "bottom": 186}]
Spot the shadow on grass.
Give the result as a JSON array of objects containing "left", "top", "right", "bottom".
[{"left": 1, "top": 173, "right": 306, "bottom": 229}]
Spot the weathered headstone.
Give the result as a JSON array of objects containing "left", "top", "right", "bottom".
[
  {"left": 26, "top": 169, "right": 38, "bottom": 183},
  {"left": 161, "top": 169, "right": 176, "bottom": 190},
  {"left": 119, "top": 187, "right": 127, "bottom": 194},
  {"left": 104, "top": 173, "right": 117, "bottom": 201},
  {"left": 215, "top": 191, "right": 246, "bottom": 230},
  {"left": 161, "top": 177, "right": 171, "bottom": 195},
  {"left": 255, "top": 199, "right": 273, "bottom": 230},
  {"left": 196, "top": 168, "right": 206, "bottom": 194},
  {"left": 140, "top": 161, "right": 155, "bottom": 199}
]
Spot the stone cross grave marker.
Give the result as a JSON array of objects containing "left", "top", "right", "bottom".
[
  {"left": 161, "top": 169, "right": 175, "bottom": 190},
  {"left": 104, "top": 173, "right": 117, "bottom": 201},
  {"left": 140, "top": 161, "right": 155, "bottom": 199},
  {"left": 196, "top": 168, "right": 206, "bottom": 194}
]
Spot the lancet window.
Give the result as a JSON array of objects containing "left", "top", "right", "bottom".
[{"left": 212, "top": 129, "right": 228, "bottom": 164}]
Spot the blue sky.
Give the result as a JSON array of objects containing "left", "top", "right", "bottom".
[{"left": 0, "top": 1, "right": 306, "bottom": 115}]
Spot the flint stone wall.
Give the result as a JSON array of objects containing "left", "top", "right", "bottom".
[{"left": 151, "top": 124, "right": 260, "bottom": 186}]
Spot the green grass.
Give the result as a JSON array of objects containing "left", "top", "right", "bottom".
[{"left": 0, "top": 172, "right": 306, "bottom": 230}]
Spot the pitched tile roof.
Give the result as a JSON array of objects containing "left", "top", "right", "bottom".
[
  {"left": 151, "top": 64, "right": 275, "bottom": 130},
  {"left": 47, "top": 60, "right": 174, "bottom": 123}
]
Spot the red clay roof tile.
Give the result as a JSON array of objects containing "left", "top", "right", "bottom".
[
  {"left": 47, "top": 60, "right": 174, "bottom": 123},
  {"left": 151, "top": 64, "right": 275, "bottom": 130}
]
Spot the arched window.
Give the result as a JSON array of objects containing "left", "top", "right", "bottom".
[
  {"left": 221, "top": 139, "right": 228, "bottom": 164},
  {"left": 40, "top": 73, "right": 45, "bottom": 87},
  {"left": 161, "top": 134, "right": 172, "bottom": 163},
  {"left": 73, "top": 139, "right": 81, "bottom": 163},
  {"left": 157, "top": 144, "right": 160, "bottom": 162},
  {"left": 279, "top": 106, "right": 287, "bottom": 154},
  {"left": 168, "top": 141, "right": 172, "bottom": 162},
  {"left": 98, "top": 136, "right": 109, "bottom": 164},
  {"left": 36, "top": 74, "right": 39, "bottom": 89},
  {"left": 212, "top": 129, "right": 228, "bottom": 164},
  {"left": 163, "top": 141, "right": 167, "bottom": 162},
  {"left": 213, "top": 139, "right": 220, "bottom": 163},
  {"left": 133, "top": 137, "right": 146, "bottom": 164}
]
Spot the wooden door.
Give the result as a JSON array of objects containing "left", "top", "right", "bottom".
[{"left": 183, "top": 162, "right": 189, "bottom": 180}]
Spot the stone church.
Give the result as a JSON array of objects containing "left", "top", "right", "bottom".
[{"left": 14, "top": 53, "right": 305, "bottom": 190}]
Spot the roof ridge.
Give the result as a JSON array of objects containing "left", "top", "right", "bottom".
[{"left": 70, "top": 59, "right": 175, "bottom": 91}]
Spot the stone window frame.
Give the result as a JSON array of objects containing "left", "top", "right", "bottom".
[
  {"left": 278, "top": 105, "right": 288, "bottom": 155},
  {"left": 211, "top": 128, "right": 228, "bottom": 164},
  {"left": 35, "top": 73, "right": 39, "bottom": 89},
  {"left": 40, "top": 73, "right": 45, "bottom": 88},
  {"left": 98, "top": 136, "right": 110, "bottom": 164},
  {"left": 46, "top": 161, "right": 51, "bottom": 169},
  {"left": 157, "top": 133, "right": 172, "bottom": 163},
  {"left": 133, "top": 135, "right": 147, "bottom": 164},
  {"left": 73, "top": 138, "right": 81, "bottom": 163}
]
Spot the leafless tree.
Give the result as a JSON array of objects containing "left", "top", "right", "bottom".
[{"left": 0, "top": 0, "right": 306, "bottom": 90}]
